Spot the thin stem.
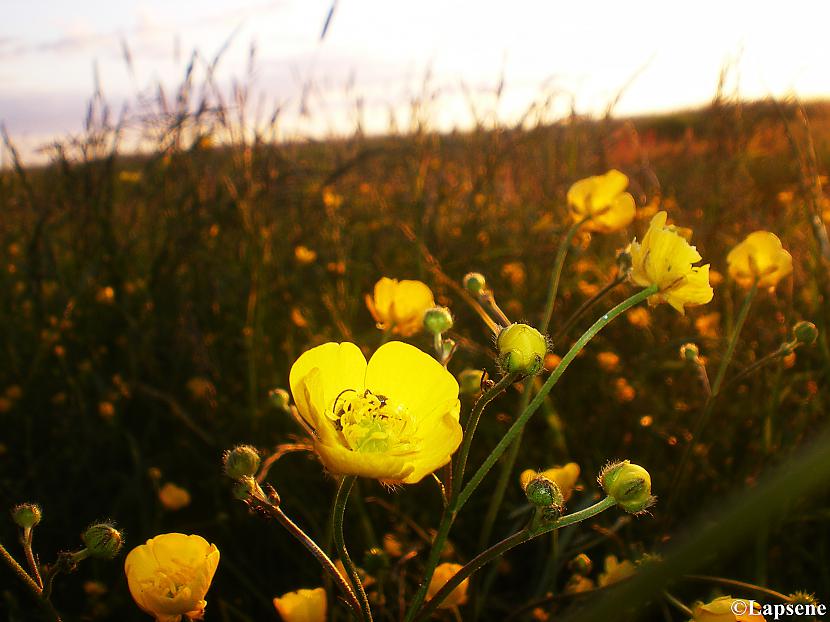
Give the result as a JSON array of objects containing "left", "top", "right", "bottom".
[
  {"left": 683, "top": 574, "right": 792, "bottom": 602},
  {"left": 333, "top": 476, "right": 373, "bottom": 622},
  {"left": 540, "top": 218, "right": 588, "bottom": 333},
  {"left": 0, "top": 543, "right": 62, "bottom": 621},
  {"left": 253, "top": 492, "right": 362, "bottom": 615},
  {"left": 22, "top": 528, "right": 43, "bottom": 589},
  {"left": 662, "top": 591, "right": 694, "bottom": 618},
  {"left": 550, "top": 273, "right": 627, "bottom": 345},
  {"left": 453, "top": 372, "right": 520, "bottom": 493},
  {"left": 669, "top": 283, "right": 757, "bottom": 507},
  {"left": 721, "top": 344, "right": 793, "bottom": 396},
  {"left": 404, "top": 287, "right": 657, "bottom": 622},
  {"left": 414, "top": 497, "right": 617, "bottom": 621}
]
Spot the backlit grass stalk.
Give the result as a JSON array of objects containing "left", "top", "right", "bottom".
[
  {"left": 404, "top": 285, "right": 657, "bottom": 622},
  {"left": 333, "top": 476, "right": 373, "bottom": 622}
]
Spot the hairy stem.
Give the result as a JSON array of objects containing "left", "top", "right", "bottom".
[{"left": 333, "top": 476, "right": 373, "bottom": 622}]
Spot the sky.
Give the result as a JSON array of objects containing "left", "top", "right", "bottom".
[{"left": 2, "top": 0, "right": 829, "bottom": 162}]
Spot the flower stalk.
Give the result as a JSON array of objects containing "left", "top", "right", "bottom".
[{"left": 333, "top": 476, "right": 373, "bottom": 622}]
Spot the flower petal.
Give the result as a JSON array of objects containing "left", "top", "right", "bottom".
[
  {"left": 314, "top": 440, "right": 414, "bottom": 482},
  {"left": 402, "top": 406, "right": 463, "bottom": 484}
]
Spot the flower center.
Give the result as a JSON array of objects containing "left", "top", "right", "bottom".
[{"left": 329, "top": 389, "right": 419, "bottom": 454}]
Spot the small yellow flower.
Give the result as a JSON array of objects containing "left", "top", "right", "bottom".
[
  {"left": 726, "top": 231, "right": 793, "bottom": 290},
  {"left": 158, "top": 483, "right": 191, "bottom": 511},
  {"left": 626, "top": 307, "right": 651, "bottom": 328},
  {"left": 596, "top": 351, "right": 620, "bottom": 372},
  {"left": 366, "top": 278, "right": 435, "bottom": 337},
  {"left": 289, "top": 341, "right": 461, "bottom": 484},
  {"left": 567, "top": 169, "right": 636, "bottom": 233},
  {"left": 596, "top": 554, "right": 635, "bottom": 587},
  {"left": 124, "top": 533, "right": 219, "bottom": 622},
  {"left": 426, "top": 563, "right": 469, "bottom": 608},
  {"left": 628, "top": 211, "right": 713, "bottom": 314},
  {"left": 520, "top": 463, "right": 580, "bottom": 501},
  {"left": 564, "top": 574, "right": 595, "bottom": 594},
  {"left": 273, "top": 587, "right": 327, "bottom": 622},
  {"left": 692, "top": 596, "right": 766, "bottom": 621}
]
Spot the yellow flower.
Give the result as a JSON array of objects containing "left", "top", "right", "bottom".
[
  {"left": 726, "top": 231, "right": 793, "bottom": 290},
  {"left": 596, "top": 351, "right": 620, "bottom": 371},
  {"left": 294, "top": 245, "right": 317, "bottom": 265},
  {"left": 124, "top": 533, "right": 219, "bottom": 622},
  {"left": 158, "top": 483, "right": 191, "bottom": 511},
  {"left": 628, "top": 211, "right": 714, "bottom": 314},
  {"left": 273, "top": 587, "right": 327, "bottom": 622},
  {"left": 289, "top": 341, "right": 461, "bottom": 484},
  {"left": 567, "top": 169, "right": 636, "bottom": 233},
  {"left": 520, "top": 463, "right": 580, "bottom": 501},
  {"left": 626, "top": 307, "right": 651, "bottom": 328},
  {"left": 692, "top": 596, "right": 766, "bottom": 621},
  {"left": 426, "top": 563, "right": 469, "bottom": 608},
  {"left": 365, "top": 278, "right": 435, "bottom": 337},
  {"left": 596, "top": 554, "right": 635, "bottom": 587}
]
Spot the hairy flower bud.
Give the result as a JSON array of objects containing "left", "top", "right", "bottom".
[
  {"left": 223, "top": 445, "right": 261, "bottom": 479},
  {"left": 458, "top": 369, "right": 485, "bottom": 396},
  {"left": 82, "top": 523, "right": 124, "bottom": 559},
  {"left": 679, "top": 342, "right": 700, "bottom": 363},
  {"left": 497, "top": 323, "right": 548, "bottom": 375},
  {"left": 269, "top": 388, "right": 291, "bottom": 411},
  {"left": 524, "top": 475, "right": 564, "bottom": 510},
  {"left": 599, "top": 461, "right": 655, "bottom": 514},
  {"left": 793, "top": 321, "right": 818, "bottom": 346},
  {"left": 463, "top": 272, "right": 487, "bottom": 296},
  {"left": 12, "top": 503, "right": 42, "bottom": 529},
  {"left": 232, "top": 476, "right": 264, "bottom": 502},
  {"left": 424, "top": 306, "right": 454, "bottom": 335}
]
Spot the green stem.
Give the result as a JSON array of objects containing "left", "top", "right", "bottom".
[
  {"left": 0, "top": 543, "right": 62, "bottom": 621},
  {"left": 540, "top": 218, "right": 587, "bottom": 333},
  {"left": 683, "top": 574, "right": 792, "bottom": 602},
  {"left": 662, "top": 591, "right": 694, "bottom": 618},
  {"left": 549, "top": 274, "right": 627, "bottom": 345},
  {"left": 22, "top": 528, "right": 43, "bottom": 589},
  {"left": 453, "top": 372, "right": 520, "bottom": 493},
  {"left": 414, "top": 497, "right": 617, "bottom": 621},
  {"left": 333, "top": 476, "right": 373, "bottom": 622},
  {"left": 669, "top": 283, "right": 757, "bottom": 506},
  {"left": 404, "top": 286, "right": 656, "bottom": 622}
]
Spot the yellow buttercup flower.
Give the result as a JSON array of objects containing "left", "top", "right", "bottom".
[
  {"left": 567, "top": 169, "right": 636, "bottom": 233},
  {"left": 520, "top": 462, "right": 580, "bottom": 501},
  {"left": 692, "top": 596, "right": 766, "bottom": 621},
  {"left": 365, "top": 277, "right": 435, "bottom": 337},
  {"left": 426, "top": 563, "right": 469, "bottom": 608},
  {"left": 124, "top": 533, "right": 219, "bottom": 622},
  {"left": 289, "top": 341, "right": 462, "bottom": 484},
  {"left": 628, "top": 211, "right": 714, "bottom": 314},
  {"left": 726, "top": 231, "right": 793, "bottom": 290},
  {"left": 596, "top": 554, "right": 635, "bottom": 587},
  {"left": 158, "top": 483, "right": 191, "bottom": 511},
  {"left": 273, "top": 587, "right": 327, "bottom": 622}
]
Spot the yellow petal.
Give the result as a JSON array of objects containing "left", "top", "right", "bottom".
[
  {"left": 274, "top": 587, "right": 327, "bottom": 622},
  {"left": 402, "top": 407, "right": 463, "bottom": 484},
  {"left": 726, "top": 231, "right": 793, "bottom": 289},
  {"left": 314, "top": 440, "right": 414, "bottom": 482},
  {"left": 426, "top": 563, "right": 469, "bottom": 608},
  {"left": 585, "top": 191, "right": 636, "bottom": 233},
  {"left": 663, "top": 265, "right": 714, "bottom": 315}
]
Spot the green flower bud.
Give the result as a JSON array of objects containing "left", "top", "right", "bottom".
[
  {"left": 793, "top": 321, "right": 818, "bottom": 346},
  {"left": 81, "top": 523, "right": 124, "bottom": 559},
  {"left": 424, "top": 306, "right": 454, "bottom": 335},
  {"left": 362, "top": 547, "right": 390, "bottom": 574},
  {"left": 223, "top": 445, "right": 261, "bottom": 479},
  {"left": 269, "top": 388, "right": 291, "bottom": 411},
  {"left": 232, "top": 476, "right": 264, "bottom": 502},
  {"left": 679, "top": 342, "right": 700, "bottom": 363},
  {"left": 458, "top": 369, "right": 485, "bottom": 395},
  {"left": 524, "top": 475, "right": 564, "bottom": 510},
  {"left": 463, "top": 272, "right": 487, "bottom": 296},
  {"left": 497, "top": 323, "right": 548, "bottom": 375},
  {"left": 12, "top": 503, "right": 42, "bottom": 529},
  {"left": 599, "top": 460, "right": 655, "bottom": 514},
  {"left": 568, "top": 553, "right": 593, "bottom": 575}
]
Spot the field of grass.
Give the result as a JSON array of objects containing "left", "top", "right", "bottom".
[{"left": 1, "top": 87, "right": 830, "bottom": 621}]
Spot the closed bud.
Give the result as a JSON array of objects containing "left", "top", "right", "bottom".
[
  {"left": 458, "top": 369, "right": 485, "bottom": 395},
  {"left": 524, "top": 475, "right": 564, "bottom": 510},
  {"left": 599, "top": 460, "right": 655, "bottom": 514},
  {"left": 568, "top": 553, "right": 593, "bottom": 575},
  {"left": 81, "top": 523, "right": 124, "bottom": 559},
  {"left": 793, "top": 321, "right": 818, "bottom": 346},
  {"left": 223, "top": 445, "right": 261, "bottom": 479},
  {"left": 463, "top": 272, "right": 487, "bottom": 296},
  {"left": 269, "top": 388, "right": 291, "bottom": 411},
  {"left": 679, "top": 342, "right": 700, "bottom": 363},
  {"left": 12, "top": 503, "right": 42, "bottom": 529},
  {"left": 424, "top": 306, "right": 454, "bottom": 335},
  {"left": 497, "top": 323, "right": 548, "bottom": 375}
]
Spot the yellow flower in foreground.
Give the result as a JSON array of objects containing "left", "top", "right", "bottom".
[
  {"left": 289, "top": 341, "right": 461, "bottom": 484},
  {"left": 124, "top": 533, "right": 219, "bottom": 622},
  {"left": 726, "top": 231, "right": 793, "bottom": 290},
  {"left": 273, "top": 587, "right": 327, "bottom": 622},
  {"left": 596, "top": 554, "right": 635, "bottom": 587},
  {"left": 366, "top": 277, "right": 435, "bottom": 337},
  {"left": 158, "top": 483, "right": 191, "bottom": 511},
  {"left": 628, "top": 211, "right": 713, "bottom": 314},
  {"left": 692, "top": 596, "right": 766, "bottom": 621},
  {"left": 426, "top": 563, "right": 468, "bottom": 608},
  {"left": 520, "top": 462, "right": 580, "bottom": 501},
  {"left": 567, "top": 169, "right": 636, "bottom": 233}
]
